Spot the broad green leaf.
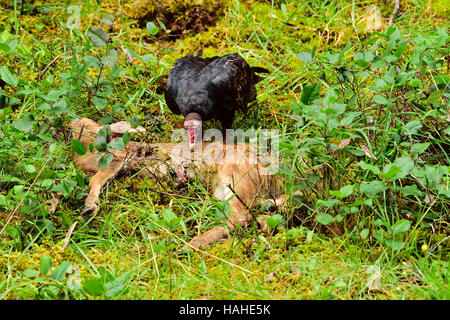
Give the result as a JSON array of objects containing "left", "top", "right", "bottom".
[
  {"left": 162, "top": 208, "right": 177, "bottom": 224},
  {"left": 50, "top": 261, "right": 71, "bottom": 281},
  {"left": 109, "top": 67, "right": 128, "bottom": 78},
  {"left": 93, "top": 95, "right": 108, "bottom": 110},
  {"left": 122, "top": 131, "right": 130, "bottom": 145},
  {"left": 389, "top": 157, "right": 414, "bottom": 180},
  {"left": 102, "top": 49, "right": 118, "bottom": 67},
  {"left": 340, "top": 112, "right": 361, "bottom": 126},
  {"left": 23, "top": 269, "right": 39, "bottom": 277},
  {"left": 411, "top": 142, "right": 430, "bottom": 154},
  {"left": 0, "top": 29, "right": 10, "bottom": 41},
  {"left": 357, "top": 161, "right": 381, "bottom": 175},
  {"left": 0, "top": 94, "right": 8, "bottom": 107},
  {"left": 353, "top": 51, "right": 374, "bottom": 68},
  {"left": 98, "top": 267, "right": 115, "bottom": 284},
  {"left": 98, "top": 153, "right": 113, "bottom": 170},
  {"left": 101, "top": 13, "right": 114, "bottom": 25},
  {"left": 408, "top": 78, "right": 421, "bottom": 87},
  {"left": 306, "top": 230, "right": 314, "bottom": 242},
  {"left": 360, "top": 180, "right": 387, "bottom": 195},
  {"left": 434, "top": 74, "right": 450, "bottom": 84},
  {"left": 373, "top": 95, "right": 390, "bottom": 105},
  {"left": 396, "top": 185, "right": 424, "bottom": 197},
  {"left": 427, "top": 91, "right": 441, "bottom": 107},
  {"left": 388, "top": 27, "right": 401, "bottom": 41},
  {"left": 315, "top": 213, "right": 335, "bottom": 225},
  {"left": 60, "top": 211, "right": 72, "bottom": 228},
  {"left": 146, "top": 22, "right": 159, "bottom": 35},
  {"left": 87, "top": 27, "right": 109, "bottom": 47},
  {"left": 105, "top": 280, "right": 125, "bottom": 297},
  {"left": 0, "top": 66, "right": 18, "bottom": 86},
  {"left": 71, "top": 139, "right": 87, "bottom": 155},
  {"left": 371, "top": 78, "right": 389, "bottom": 91},
  {"left": 285, "top": 228, "right": 302, "bottom": 238},
  {"left": 265, "top": 214, "right": 283, "bottom": 228},
  {"left": 338, "top": 184, "right": 354, "bottom": 198},
  {"left": 12, "top": 115, "right": 34, "bottom": 132},
  {"left": 95, "top": 134, "right": 108, "bottom": 152},
  {"left": 329, "top": 184, "right": 354, "bottom": 198},
  {"left": 51, "top": 181, "right": 74, "bottom": 197},
  {"left": 316, "top": 199, "right": 342, "bottom": 207},
  {"left": 99, "top": 114, "right": 114, "bottom": 125},
  {"left": 130, "top": 115, "right": 139, "bottom": 128},
  {"left": 24, "top": 164, "right": 36, "bottom": 173},
  {"left": 382, "top": 164, "right": 402, "bottom": 179},
  {"left": 324, "top": 103, "right": 346, "bottom": 115},
  {"left": 108, "top": 137, "right": 125, "bottom": 151},
  {"left": 83, "top": 278, "right": 105, "bottom": 296},
  {"left": 301, "top": 82, "right": 320, "bottom": 105},
  {"left": 53, "top": 99, "right": 69, "bottom": 113},
  {"left": 103, "top": 125, "right": 112, "bottom": 140},
  {"left": 0, "top": 42, "right": 10, "bottom": 52},
  {"left": 385, "top": 239, "right": 404, "bottom": 251},
  {"left": 40, "top": 255, "right": 52, "bottom": 275},
  {"left": 214, "top": 200, "right": 231, "bottom": 219},
  {"left": 360, "top": 229, "right": 369, "bottom": 239},
  {"left": 392, "top": 219, "right": 411, "bottom": 234},
  {"left": 297, "top": 52, "right": 312, "bottom": 63},
  {"left": 38, "top": 103, "right": 51, "bottom": 111},
  {"left": 403, "top": 120, "right": 422, "bottom": 135}
]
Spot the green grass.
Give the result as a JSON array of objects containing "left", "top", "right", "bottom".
[{"left": 0, "top": 0, "right": 449, "bottom": 299}]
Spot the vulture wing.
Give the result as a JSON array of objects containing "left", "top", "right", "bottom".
[
  {"left": 165, "top": 54, "right": 219, "bottom": 116},
  {"left": 206, "top": 54, "right": 263, "bottom": 116}
]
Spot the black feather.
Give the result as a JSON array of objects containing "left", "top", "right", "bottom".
[{"left": 164, "top": 53, "right": 268, "bottom": 129}]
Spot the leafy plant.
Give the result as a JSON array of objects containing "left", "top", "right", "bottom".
[{"left": 284, "top": 26, "right": 449, "bottom": 251}]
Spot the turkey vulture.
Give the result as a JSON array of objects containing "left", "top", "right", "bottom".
[{"left": 165, "top": 51, "right": 269, "bottom": 150}]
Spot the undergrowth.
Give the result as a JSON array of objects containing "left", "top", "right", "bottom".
[{"left": 0, "top": 0, "right": 449, "bottom": 299}]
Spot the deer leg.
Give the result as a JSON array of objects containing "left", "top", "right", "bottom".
[
  {"left": 188, "top": 183, "right": 252, "bottom": 248},
  {"left": 82, "top": 159, "right": 124, "bottom": 219}
]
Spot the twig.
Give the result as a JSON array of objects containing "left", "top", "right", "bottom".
[
  {"left": 62, "top": 221, "right": 78, "bottom": 250},
  {"left": 430, "top": 235, "right": 450, "bottom": 253},
  {"left": 77, "top": 124, "right": 85, "bottom": 140},
  {"left": 147, "top": 234, "right": 160, "bottom": 292},
  {"left": 40, "top": 54, "right": 61, "bottom": 79},
  {"left": 388, "top": 0, "right": 401, "bottom": 26}
]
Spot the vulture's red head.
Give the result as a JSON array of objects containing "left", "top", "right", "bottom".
[{"left": 183, "top": 112, "right": 202, "bottom": 151}]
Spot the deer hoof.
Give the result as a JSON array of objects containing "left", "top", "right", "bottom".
[{"left": 82, "top": 205, "right": 97, "bottom": 219}]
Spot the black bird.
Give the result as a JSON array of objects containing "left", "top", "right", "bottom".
[{"left": 165, "top": 51, "right": 269, "bottom": 150}]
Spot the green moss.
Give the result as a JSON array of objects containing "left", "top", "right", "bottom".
[{"left": 126, "top": 0, "right": 228, "bottom": 39}]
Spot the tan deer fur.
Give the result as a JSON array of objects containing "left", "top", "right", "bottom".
[{"left": 69, "top": 118, "right": 284, "bottom": 248}]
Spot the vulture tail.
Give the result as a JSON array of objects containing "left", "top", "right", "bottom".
[
  {"left": 251, "top": 66, "right": 270, "bottom": 74},
  {"left": 251, "top": 67, "right": 270, "bottom": 83}
]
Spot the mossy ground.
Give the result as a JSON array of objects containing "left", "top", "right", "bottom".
[{"left": 0, "top": 0, "right": 449, "bottom": 299}]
